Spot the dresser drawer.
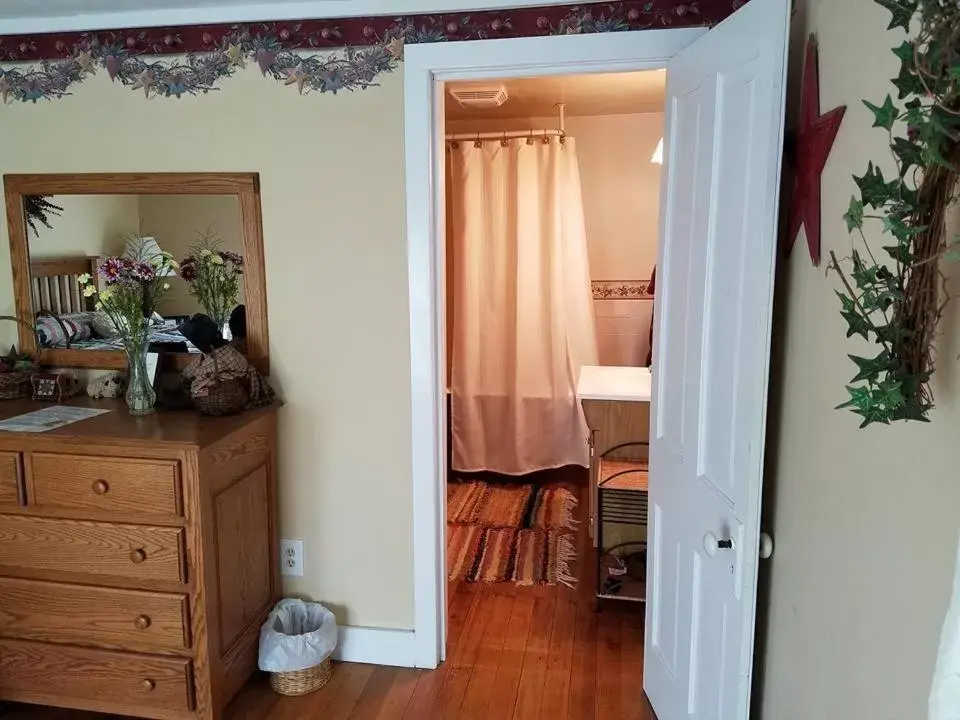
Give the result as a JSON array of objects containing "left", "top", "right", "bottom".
[
  {"left": 0, "top": 638, "right": 194, "bottom": 713},
  {"left": 0, "top": 577, "right": 189, "bottom": 652},
  {"left": 0, "top": 516, "right": 186, "bottom": 584},
  {"left": 0, "top": 452, "right": 23, "bottom": 508},
  {"left": 29, "top": 453, "right": 182, "bottom": 518}
]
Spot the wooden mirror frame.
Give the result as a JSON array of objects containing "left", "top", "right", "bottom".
[{"left": 3, "top": 172, "right": 269, "bottom": 375}]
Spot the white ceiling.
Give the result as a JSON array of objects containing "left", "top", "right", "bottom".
[
  {"left": 0, "top": 0, "right": 566, "bottom": 34},
  {"left": 446, "top": 71, "right": 666, "bottom": 121}
]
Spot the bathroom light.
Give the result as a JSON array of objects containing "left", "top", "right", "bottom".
[{"left": 651, "top": 137, "right": 664, "bottom": 164}]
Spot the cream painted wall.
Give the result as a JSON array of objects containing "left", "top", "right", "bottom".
[
  {"left": 138, "top": 194, "right": 245, "bottom": 317},
  {"left": 760, "top": 0, "right": 960, "bottom": 717},
  {"left": 29, "top": 194, "right": 139, "bottom": 259},
  {"left": 0, "top": 67, "right": 413, "bottom": 629}
]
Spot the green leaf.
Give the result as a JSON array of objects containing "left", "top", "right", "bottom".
[
  {"left": 873, "top": 0, "right": 917, "bottom": 31},
  {"left": 843, "top": 196, "right": 864, "bottom": 231},
  {"left": 841, "top": 308, "right": 873, "bottom": 340},
  {"left": 849, "top": 352, "right": 888, "bottom": 383},
  {"left": 863, "top": 95, "right": 900, "bottom": 130},
  {"left": 891, "top": 137, "right": 922, "bottom": 175},
  {"left": 875, "top": 378, "right": 906, "bottom": 409},
  {"left": 883, "top": 244, "right": 912, "bottom": 264},
  {"left": 853, "top": 162, "right": 899, "bottom": 208},
  {"left": 835, "top": 289, "right": 855, "bottom": 313},
  {"left": 850, "top": 252, "right": 880, "bottom": 287},
  {"left": 882, "top": 215, "right": 926, "bottom": 241},
  {"left": 837, "top": 385, "right": 873, "bottom": 411},
  {"left": 892, "top": 64, "right": 924, "bottom": 99},
  {"left": 892, "top": 40, "right": 915, "bottom": 65}
]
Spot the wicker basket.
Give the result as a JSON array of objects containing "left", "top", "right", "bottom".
[
  {"left": 268, "top": 657, "right": 333, "bottom": 696},
  {"left": 0, "top": 315, "right": 38, "bottom": 400},
  {"left": 194, "top": 377, "right": 248, "bottom": 416}
]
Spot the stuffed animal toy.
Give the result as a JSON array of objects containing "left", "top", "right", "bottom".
[{"left": 87, "top": 372, "right": 127, "bottom": 399}]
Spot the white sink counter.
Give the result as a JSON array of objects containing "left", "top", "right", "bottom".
[{"left": 576, "top": 365, "right": 652, "bottom": 403}]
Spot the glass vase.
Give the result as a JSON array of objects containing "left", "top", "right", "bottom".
[{"left": 122, "top": 328, "right": 156, "bottom": 416}]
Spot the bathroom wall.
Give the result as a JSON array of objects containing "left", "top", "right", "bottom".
[{"left": 446, "top": 111, "right": 663, "bottom": 366}]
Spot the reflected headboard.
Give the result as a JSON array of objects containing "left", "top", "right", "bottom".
[{"left": 30, "top": 256, "right": 100, "bottom": 316}]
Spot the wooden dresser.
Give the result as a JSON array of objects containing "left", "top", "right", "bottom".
[{"left": 0, "top": 399, "right": 280, "bottom": 720}]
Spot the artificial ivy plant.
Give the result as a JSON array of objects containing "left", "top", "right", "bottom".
[{"left": 832, "top": 0, "right": 960, "bottom": 427}]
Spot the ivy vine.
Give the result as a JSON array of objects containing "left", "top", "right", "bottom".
[{"left": 831, "top": 0, "right": 960, "bottom": 427}]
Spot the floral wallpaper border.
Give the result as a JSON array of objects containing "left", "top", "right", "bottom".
[
  {"left": 592, "top": 280, "right": 654, "bottom": 299},
  {"left": 0, "top": 1, "right": 748, "bottom": 103}
]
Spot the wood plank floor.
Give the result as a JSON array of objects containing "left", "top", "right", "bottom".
[{"left": 3, "top": 480, "right": 654, "bottom": 720}]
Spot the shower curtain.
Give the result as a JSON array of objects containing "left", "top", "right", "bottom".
[{"left": 447, "top": 137, "right": 598, "bottom": 475}]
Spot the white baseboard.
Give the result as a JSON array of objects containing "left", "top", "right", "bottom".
[{"left": 333, "top": 626, "right": 417, "bottom": 668}]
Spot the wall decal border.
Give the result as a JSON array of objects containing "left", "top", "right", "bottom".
[
  {"left": 0, "top": 1, "right": 748, "bottom": 103},
  {"left": 592, "top": 280, "right": 654, "bottom": 299}
]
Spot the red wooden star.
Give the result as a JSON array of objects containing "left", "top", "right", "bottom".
[{"left": 786, "top": 34, "right": 846, "bottom": 267}]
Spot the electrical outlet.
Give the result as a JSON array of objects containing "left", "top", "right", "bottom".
[{"left": 280, "top": 539, "right": 304, "bottom": 577}]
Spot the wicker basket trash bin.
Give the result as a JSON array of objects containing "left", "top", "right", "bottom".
[{"left": 259, "top": 599, "right": 338, "bottom": 696}]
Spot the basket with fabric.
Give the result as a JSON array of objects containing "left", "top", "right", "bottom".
[
  {"left": 183, "top": 344, "right": 275, "bottom": 416},
  {"left": 0, "top": 316, "right": 40, "bottom": 400}
]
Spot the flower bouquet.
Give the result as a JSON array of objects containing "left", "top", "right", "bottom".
[
  {"left": 179, "top": 232, "right": 244, "bottom": 336},
  {"left": 78, "top": 239, "right": 177, "bottom": 415}
]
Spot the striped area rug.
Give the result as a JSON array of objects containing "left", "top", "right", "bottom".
[{"left": 446, "top": 480, "right": 579, "bottom": 587}]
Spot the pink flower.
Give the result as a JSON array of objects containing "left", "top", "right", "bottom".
[{"left": 179, "top": 259, "right": 198, "bottom": 281}]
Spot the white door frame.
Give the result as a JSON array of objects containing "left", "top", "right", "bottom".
[{"left": 404, "top": 27, "right": 708, "bottom": 670}]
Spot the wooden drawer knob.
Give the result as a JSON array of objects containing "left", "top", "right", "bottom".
[
  {"left": 142, "top": 679, "right": 156, "bottom": 692},
  {"left": 134, "top": 615, "right": 152, "bottom": 630},
  {"left": 92, "top": 480, "right": 109, "bottom": 495},
  {"left": 130, "top": 548, "right": 147, "bottom": 564}
]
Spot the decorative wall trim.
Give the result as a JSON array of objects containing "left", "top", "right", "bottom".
[
  {"left": 0, "top": 1, "right": 748, "bottom": 103},
  {"left": 592, "top": 280, "right": 653, "bottom": 299}
]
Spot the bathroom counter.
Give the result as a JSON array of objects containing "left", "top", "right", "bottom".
[{"left": 576, "top": 365, "right": 652, "bottom": 403}]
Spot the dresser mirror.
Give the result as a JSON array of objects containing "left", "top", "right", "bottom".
[{"left": 4, "top": 173, "right": 268, "bottom": 374}]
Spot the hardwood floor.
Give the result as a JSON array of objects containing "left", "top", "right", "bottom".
[{"left": 3, "top": 481, "right": 653, "bottom": 720}]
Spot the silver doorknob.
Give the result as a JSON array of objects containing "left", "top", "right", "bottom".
[
  {"left": 703, "top": 532, "right": 734, "bottom": 557},
  {"left": 759, "top": 532, "right": 774, "bottom": 559}
]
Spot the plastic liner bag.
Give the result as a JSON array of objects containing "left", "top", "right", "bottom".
[{"left": 258, "top": 599, "right": 338, "bottom": 673}]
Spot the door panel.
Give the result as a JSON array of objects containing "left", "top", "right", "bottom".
[{"left": 643, "top": 0, "right": 789, "bottom": 717}]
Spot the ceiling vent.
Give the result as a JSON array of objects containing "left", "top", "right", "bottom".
[{"left": 449, "top": 85, "right": 509, "bottom": 109}]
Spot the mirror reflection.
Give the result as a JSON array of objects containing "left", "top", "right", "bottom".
[{"left": 25, "top": 194, "right": 246, "bottom": 356}]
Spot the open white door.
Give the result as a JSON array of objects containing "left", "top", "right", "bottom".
[{"left": 643, "top": 0, "right": 789, "bottom": 718}]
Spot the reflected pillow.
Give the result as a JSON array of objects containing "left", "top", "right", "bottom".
[
  {"left": 36, "top": 315, "right": 91, "bottom": 348},
  {"left": 89, "top": 312, "right": 120, "bottom": 339}
]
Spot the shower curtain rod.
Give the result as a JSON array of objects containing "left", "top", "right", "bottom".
[
  {"left": 446, "top": 102, "right": 568, "bottom": 142},
  {"left": 445, "top": 129, "right": 565, "bottom": 141}
]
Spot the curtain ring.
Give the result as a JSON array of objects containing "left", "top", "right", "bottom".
[
  {"left": 474, "top": 132, "right": 482, "bottom": 149},
  {"left": 500, "top": 130, "right": 509, "bottom": 147},
  {"left": 450, "top": 140, "right": 459, "bottom": 150},
  {"left": 526, "top": 130, "right": 534, "bottom": 146}
]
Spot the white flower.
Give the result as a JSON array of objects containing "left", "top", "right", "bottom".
[
  {"left": 95, "top": 302, "right": 103, "bottom": 311},
  {"left": 163, "top": 283, "right": 170, "bottom": 290},
  {"left": 169, "top": 259, "right": 180, "bottom": 269},
  {"left": 212, "top": 255, "right": 224, "bottom": 265},
  {"left": 77, "top": 273, "right": 91, "bottom": 285},
  {"left": 82, "top": 285, "right": 97, "bottom": 298},
  {"left": 200, "top": 248, "right": 214, "bottom": 258},
  {"left": 100, "top": 288, "right": 113, "bottom": 301}
]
